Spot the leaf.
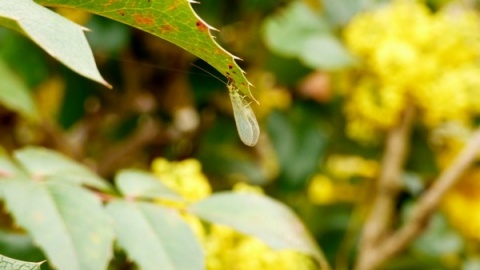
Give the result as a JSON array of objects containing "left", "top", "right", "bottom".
[
  {"left": 14, "top": 147, "right": 112, "bottom": 191},
  {"left": 115, "top": 169, "right": 182, "bottom": 201},
  {"left": 262, "top": 2, "right": 329, "bottom": 57},
  {"left": 0, "top": 254, "right": 44, "bottom": 270},
  {"left": 0, "top": 0, "right": 110, "bottom": 87},
  {"left": 0, "top": 148, "right": 27, "bottom": 180},
  {"left": 301, "top": 36, "right": 355, "bottom": 70},
  {"left": 262, "top": 1, "right": 354, "bottom": 70},
  {"left": 106, "top": 200, "right": 204, "bottom": 270},
  {"left": 35, "top": 0, "right": 254, "bottom": 99},
  {"left": 0, "top": 60, "right": 38, "bottom": 120},
  {"left": 267, "top": 110, "right": 328, "bottom": 187},
  {"left": 323, "top": 0, "right": 366, "bottom": 26},
  {"left": 0, "top": 230, "right": 46, "bottom": 266},
  {"left": 189, "top": 192, "right": 324, "bottom": 262},
  {"left": 1, "top": 180, "right": 115, "bottom": 270}
]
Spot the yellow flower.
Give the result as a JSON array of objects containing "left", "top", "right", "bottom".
[
  {"left": 442, "top": 168, "right": 480, "bottom": 240},
  {"left": 326, "top": 155, "right": 379, "bottom": 179},
  {"left": 308, "top": 174, "right": 364, "bottom": 205},
  {"left": 150, "top": 160, "right": 314, "bottom": 270},
  {"left": 205, "top": 224, "right": 316, "bottom": 270},
  {"left": 343, "top": 0, "right": 480, "bottom": 141},
  {"left": 151, "top": 158, "right": 211, "bottom": 201}
]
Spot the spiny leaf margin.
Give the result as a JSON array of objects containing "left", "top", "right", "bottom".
[{"left": 35, "top": 0, "right": 255, "bottom": 100}]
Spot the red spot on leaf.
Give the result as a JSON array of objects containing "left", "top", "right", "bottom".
[
  {"left": 134, "top": 14, "right": 155, "bottom": 25},
  {"left": 196, "top": 20, "right": 209, "bottom": 32},
  {"left": 159, "top": 24, "right": 176, "bottom": 33},
  {"left": 117, "top": 10, "right": 125, "bottom": 16},
  {"left": 228, "top": 64, "right": 233, "bottom": 69}
]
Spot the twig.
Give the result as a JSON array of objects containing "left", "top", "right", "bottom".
[
  {"left": 96, "top": 117, "right": 162, "bottom": 176},
  {"left": 355, "top": 107, "right": 414, "bottom": 270},
  {"left": 357, "top": 127, "right": 480, "bottom": 270}
]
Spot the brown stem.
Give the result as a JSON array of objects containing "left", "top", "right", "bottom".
[
  {"left": 355, "top": 107, "right": 414, "bottom": 270},
  {"left": 96, "top": 117, "right": 161, "bottom": 176},
  {"left": 357, "top": 127, "right": 480, "bottom": 270}
]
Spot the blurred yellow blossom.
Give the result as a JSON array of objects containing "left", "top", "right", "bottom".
[
  {"left": 430, "top": 121, "right": 472, "bottom": 167},
  {"left": 442, "top": 168, "right": 480, "bottom": 240},
  {"left": 308, "top": 155, "right": 378, "bottom": 204},
  {"left": 151, "top": 158, "right": 314, "bottom": 269},
  {"left": 249, "top": 71, "right": 292, "bottom": 119},
  {"left": 343, "top": 0, "right": 480, "bottom": 141},
  {"left": 205, "top": 224, "right": 316, "bottom": 270},
  {"left": 308, "top": 174, "right": 361, "bottom": 205},
  {"left": 151, "top": 158, "right": 211, "bottom": 201},
  {"left": 232, "top": 181, "right": 265, "bottom": 194},
  {"left": 308, "top": 175, "right": 335, "bottom": 204},
  {"left": 326, "top": 155, "right": 379, "bottom": 179}
]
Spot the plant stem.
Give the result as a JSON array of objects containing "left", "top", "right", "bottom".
[
  {"left": 356, "top": 121, "right": 480, "bottom": 270},
  {"left": 355, "top": 106, "right": 414, "bottom": 270}
]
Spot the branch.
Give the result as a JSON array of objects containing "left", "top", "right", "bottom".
[
  {"left": 355, "top": 107, "right": 414, "bottom": 270},
  {"left": 356, "top": 127, "right": 480, "bottom": 270},
  {"left": 95, "top": 117, "right": 162, "bottom": 176}
]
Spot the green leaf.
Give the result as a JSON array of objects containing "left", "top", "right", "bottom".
[
  {"left": 189, "top": 192, "right": 324, "bottom": 262},
  {"left": 106, "top": 200, "right": 204, "bottom": 270},
  {"left": 412, "top": 213, "right": 463, "bottom": 256},
  {"left": 35, "top": 0, "right": 254, "bottom": 99},
  {"left": 267, "top": 109, "right": 328, "bottom": 187},
  {"left": 0, "top": 148, "right": 27, "bottom": 180},
  {"left": 1, "top": 181, "right": 115, "bottom": 270},
  {"left": 263, "top": 2, "right": 329, "bottom": 56},
  {"left": 0, "top": 254, "right": 44, "bottom": 270},
  {"left": 0, "top": 60, "right": 38, "bottom": 120},
  {"left": 115, "top": 169, "right": 182, "bottom": 201},
  {"left": 14, "top": 147, "right": 112, "bottom": 191},
  {"left": 262, "top": 1, "right": 354, "bottom": 70},
  {"left": 0, "top": 0, "right": 110, "bottom": 87},
  {"left": 301, "top": 35, "right": 355, "bottom": 70},
  {"left": 0, "top": 230, "right": 46, "bottom": 266},
  {"left": 323, "top": 0, "right": 366, "bottom": 26}
]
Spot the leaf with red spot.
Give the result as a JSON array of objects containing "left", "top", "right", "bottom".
[{"left": 35, "top": 0, "right": 255, "bottom": 99}]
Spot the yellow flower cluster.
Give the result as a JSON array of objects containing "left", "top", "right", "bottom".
[
  {"left": 308, "top": 155, "right": 379, "bottom": 204},
  {"left": 151, "top": 158, "right": 211, "bottom": 202},
  {"left": 325, "top": 155, "right": 379, "bottom": 179},
  {"left": 151, "top": 158, "right": 315, "bottom": 269},
  {"left": 205, "top": 224, "right": 316, "bottom": 270},
  {"left": 343, "top": 1, "right": 480, "bottom": 141}
]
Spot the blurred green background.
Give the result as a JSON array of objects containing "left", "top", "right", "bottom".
[{"left": 3, "top": 0, "right": 480, "bottom": 269}]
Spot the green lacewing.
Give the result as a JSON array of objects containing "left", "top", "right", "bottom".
[
  {"left": 228, "top": 83, "right": 260, "bottom": 147},
  {"left": 191, "top": 63, "right": 259, "bottom": 146}
]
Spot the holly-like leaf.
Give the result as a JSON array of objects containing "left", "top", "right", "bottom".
[
  {"left": 0, "top": 0, "right": 110, "bottom": 87},
  {"left": 0, "top": 254, "right": 44, "bottom": 270},
  {"left": 106, "top": 200, "right": 204, "bottom": 270},
  {"left": 35, "top": 0, "right": 254, "bottom": 99},
  {"left": 189, "top": 192, "right": 326, "bottom": 264},
  {"left": 115, "top": 169, "right": 182, "bottom": 201},
  {"left": 0, "top": 60, "right": 38, "bottom": 120},
  {"left": 1, "top": 180, "right": 115, "bottom": 270},
  {"left": 13, "top": 147, "right": 112, "bottom": 191}
]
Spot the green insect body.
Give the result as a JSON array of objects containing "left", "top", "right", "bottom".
[{"left": 228, "top": 85, "right": 260, "bottom": 147}]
